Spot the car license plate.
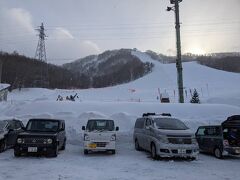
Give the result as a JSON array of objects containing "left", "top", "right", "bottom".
[
  {"left": 28, "top": 147, "right": 38, "bottom": 152},
  {"left": 88, "top": 143, "right": 97, "bottom": 148},
  {"left": 235, "top": 149, "right": 240, "bottom": 154},
  {"left": 178, "top": 149, "right": 186, "bottom": 154}
]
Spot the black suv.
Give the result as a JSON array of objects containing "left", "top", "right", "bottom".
[
  {"left": 196, "top": 115, "right": 240, "bottom": 158},
  {"left": 0, "top": 119, "right": 24, "bottom": 152},
  {"left": 14, "top": 119, "right": 66, "bottom": 157}
]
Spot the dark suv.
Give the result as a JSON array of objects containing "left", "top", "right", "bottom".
[
  {"left": 14, "top": 119, "right": 66, "bottom": 157},
  {"left": 0, "top": 119, "right": 24, "bottom": 152},
  {"left": 196, "top": 115, "right": 240, "bottom": 159}
]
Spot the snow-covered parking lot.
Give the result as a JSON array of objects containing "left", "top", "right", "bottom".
[
  {"left": 1, "top": 133, "right": 240, "bottom": 180},
  {"left": 1, "top": 57, "right": 240, "bottom": 180}
]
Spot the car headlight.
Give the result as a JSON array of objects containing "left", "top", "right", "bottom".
[
  {"left": 17, "top": 138, "right": 23, "bottom": 144},
  {"left": 47, "top": 139, "right": 53, "bottom": 144},
  {"left": 157, "top": 135, "right": 168, "bottom": 144},
  {"left": 84, "top": 134, "right": 90, "bottom": 141},
  {"left": 192, "top": 137, "right": 197, "bottom": 144},
  {"left": 110, "top": 134, "right": 116, "bottom": 141}
]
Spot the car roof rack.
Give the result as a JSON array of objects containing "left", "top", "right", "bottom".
[{"left": 142, "top": 113, "right": 171, "bottom": 117}]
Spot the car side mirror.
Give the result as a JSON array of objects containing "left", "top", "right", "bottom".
[
  {"left": 21, "top": 127, "right": 26, "bottom": 131},
  {"left": 82, "top": 126, "right": 85, "bottom": 131},
  {"left": 116, "top": 127, "right": 119, "bottom": 131}
]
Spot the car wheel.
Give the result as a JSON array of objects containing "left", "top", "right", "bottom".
[
  {"left": 151, "top": 143, "right": 158, "bottom": 160},
  {"left": 84, "top": 149, "right": 88, "bottom": 155},
  {"left": 0, "top": 139, "right": 7, "bottom": 153},
  {"left": 60, "top": 139, "right": 66, "bottom": 150},
  {"left": 48, "top": 146, "right": 58, "bottom": 158},
  {"left": 111, "top": 150, "right": 116, "bottom": 154},
  {"left": 14, "top": 150, "right": 21, "bottom": 157},
  {"left": 214, "top": 148, "right": 223, "bottom": 159},
  {"left": 189, "top": 157, "right": 196, "bottom": 161},
  {"left": 135, "top": 139, "right": 141, "bottom": 151}
]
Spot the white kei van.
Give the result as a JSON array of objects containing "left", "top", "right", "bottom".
[{"left": 82, "top": 119, "right": 119, "bottom": 154}]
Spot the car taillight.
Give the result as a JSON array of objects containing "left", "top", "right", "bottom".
[{"left": 223, "top": 140, "right": 229, "bottom": 147}]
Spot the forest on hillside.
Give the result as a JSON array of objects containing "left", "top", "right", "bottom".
[
  {"left": 0, "top": 52, "right": 90, "bottom": 90},
  {"left": 0, "top": 51, "right": 153, "bottom": 89}
]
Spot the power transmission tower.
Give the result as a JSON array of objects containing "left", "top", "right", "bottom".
[
  {"left": 167, "top": 0, "right": 184, "bottom": 103},
  {"left": 35, "top": 23, "right": 49, "bottom": 87}
]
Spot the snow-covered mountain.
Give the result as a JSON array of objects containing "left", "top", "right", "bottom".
[
  {"left": 1, "top": 50, "right": 240, "bottom": 180},
  {"left": 63, "top": 49, "right": 154, "bottom": 87}
]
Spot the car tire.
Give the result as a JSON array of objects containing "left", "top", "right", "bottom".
[
  {"left": 60, "top": 139, "right": 66, "bottom": 150},
  {"left": 48, "top": 146, "right": 58, "bottom": 158},
  {"left": 0, "top": 139, "right": 7, "bottom": 153},
  {"left": 135, "top": 139, "right": 141, "bottom": 151},
  {"left": 84, "top": 149, "right": 88, "bottom": 155},
  {"left": 111, "top": 150, "right": 116, "bottom": 154},
  {"left": 189, "top": 157, "right": 196, "bottom": 161},
  {"left": 151, "top": 143, "right": 158, "bottom": 160},
  {"left": 214, "top": 148, "right": 223, "bottom": 159},
  {"left": 14, "top": 150, "right": 21, "bottom": 157}
]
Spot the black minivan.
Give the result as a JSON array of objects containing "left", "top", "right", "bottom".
[{"left": 196, "top": 115, "right": 240, "bottom": 158}]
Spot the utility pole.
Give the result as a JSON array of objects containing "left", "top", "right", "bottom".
[
  {"left": 167, "top": 0, "right": 184, "bottom": 103},
  {"left": 0, "top": 59, "right": 2, "bottom": 83},
  {"left": 35, "top": 23, "right": 48, "bottom": 87}
]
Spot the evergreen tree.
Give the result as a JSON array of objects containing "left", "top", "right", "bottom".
[{"left": 190, "top": 89, "right": 200, "bottom": 104}]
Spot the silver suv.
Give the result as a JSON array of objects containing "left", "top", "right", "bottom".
[{"left": 133, "top": 113, "right": 199, "bottom": 160}]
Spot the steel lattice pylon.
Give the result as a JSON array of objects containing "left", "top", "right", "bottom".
[
  {"left": 34, "top": 23, "right": 49, "bottom": 87},
  {"left": 35, "top": 23, "right": 47, "bottom": 62}
]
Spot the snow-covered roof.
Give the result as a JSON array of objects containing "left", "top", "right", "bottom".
[
  {"left": 0, "top": 83, "right": 10, "bottom": 91},
  {"left": 161, "top": 92, "right": 169, "bottom": 98}
]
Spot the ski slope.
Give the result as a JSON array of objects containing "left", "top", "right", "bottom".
[{"left": 0, "top": 51, "right": 240, "bottom": 180}]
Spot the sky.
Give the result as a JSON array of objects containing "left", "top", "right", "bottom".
[{"left": 0, "top": 0, "right": 239, "bottom": 64}]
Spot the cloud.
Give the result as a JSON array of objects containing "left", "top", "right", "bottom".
[
  {"left": 52, "top": 27, "right": 74, "bottom": 39},
  {"left": 0, "top": 7, "right": 36, "bottom": 55},
  {"left": 7, "top": 8, "right": 35, "bottom": 34},
  {"left": 47, "top": 28, "right": 101, "bottom": 64},
  {"left": 82, "top": 40, "right": 101, "bottom": 53},
  {"left": 0, "top": 7, "right": 35, "bottom": 34},
  {"left": 0, "top": 7, "right": 101, "bottom": 64}
]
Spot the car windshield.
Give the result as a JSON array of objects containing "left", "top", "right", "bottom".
[
  {"left": 154, "top": 118, "right": 189, "bottom": 130},
  {"left": 0, "top": 121, "right": 7, "bottom": 131},
  {"left": 86, "top": 119, "right": 114, "bottom": 132},
  {"left": 26, "top": 120, "right": 59, "bottom": 132},
  {"left": 223, "top": 128, "right": 240, "bottom": 140}
]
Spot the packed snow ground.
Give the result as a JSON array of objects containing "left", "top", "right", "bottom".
[{"left": 1, "top": 51, "right": 240, "bottom": 180}]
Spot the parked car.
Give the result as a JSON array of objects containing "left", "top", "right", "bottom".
[
  {"left": 195, "top": 115, "right": 240, "bottom": 159},
  {"left": 133, "top": 113, "right": 199, "bottom": 160},
  {"left": 0, "top": 119, "right": 24, "bottom": 152},
  {"left": 82, "top": 119, "right": 119, "bottom": 154},
  {"left": 14, "top": 118, "right": 66, "bottom": 157}
]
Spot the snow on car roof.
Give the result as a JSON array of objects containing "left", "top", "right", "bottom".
[{"left": 161, "top": 92, "right": 169, "bottom": 98}]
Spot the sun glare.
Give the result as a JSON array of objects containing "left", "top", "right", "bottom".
[{"left": 188, "top": 47, "right": 206, "bottom": 55}]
